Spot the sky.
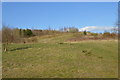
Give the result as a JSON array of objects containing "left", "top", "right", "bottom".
[
  {"left": 2, "top": 2, "right": 118, "bottom": 32},
  {"left": 1, "top": 0, "right": 119, "bottom": 2}
]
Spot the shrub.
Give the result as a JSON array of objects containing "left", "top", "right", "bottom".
[
  {"left": 91, "top": 33, "right": 98, "bottom": 37},
  {"left": 23, "top": 29, "right": 33, "bottom": 37},
  {"left": 103, "top": 32, "right": 117, "bottom": 38},
  {"left": 83, "top": 30, "right": 87, "bottom": 35}
]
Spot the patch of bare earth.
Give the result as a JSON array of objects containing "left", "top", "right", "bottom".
[{"left": 66, "top": 36, "right": 117, "bottom": 42}]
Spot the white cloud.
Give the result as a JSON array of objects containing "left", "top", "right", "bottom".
[{"left": 79, "top": 26, "right": 116, "bottom": 32}]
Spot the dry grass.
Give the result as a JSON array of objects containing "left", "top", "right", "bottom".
[{"left": 2, "top": 33, "right": 118, "bottom": 78}]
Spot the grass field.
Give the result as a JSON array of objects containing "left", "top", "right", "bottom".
[{"left": 2, "top": 33, "right": 118, "bottom": 78}]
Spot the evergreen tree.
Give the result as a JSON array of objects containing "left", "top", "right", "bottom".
[{"left": 83, "top": 30, "right": 87, "bottom": 35}]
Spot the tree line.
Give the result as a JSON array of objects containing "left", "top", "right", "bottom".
[
  {"left": 2, "top": 26, "right": 118, "bottom": 44},
  {"left": 1, "top": 26, "right": 118, "bottom": 52}
]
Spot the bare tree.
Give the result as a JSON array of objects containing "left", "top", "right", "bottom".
[{"left": 2, "top": 26, "right": 12, "bottom": 51}]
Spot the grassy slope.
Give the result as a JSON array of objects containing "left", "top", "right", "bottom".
[
  {"left": 2, "top": 33, "right": 118, "bottom": 78},
  {"left": 0, "top": 44, "right": 1, "bottom": 78}
]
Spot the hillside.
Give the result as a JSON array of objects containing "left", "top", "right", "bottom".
[{"left": 2, "top": 33, "right": 118, "bottom": 78}]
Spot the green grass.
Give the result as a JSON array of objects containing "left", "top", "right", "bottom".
[{"left": 2, "top": 33, "right": 118, "bottom": 78}]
